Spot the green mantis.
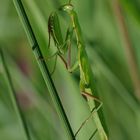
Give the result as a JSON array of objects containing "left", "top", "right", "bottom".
[{"left": 47, "top": 1, "right": 108, "bottom": 140}]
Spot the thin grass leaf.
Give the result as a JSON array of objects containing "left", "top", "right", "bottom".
[
  {"left": 110, "top": 0, "right": 140, "bottom": 101},
  {"left": 12, "top": 0, "right": 75, "bottom": 139},
  {"left": 0, "top": 48, "right": 31, "bottom": 140},
  {"left": 6, "top": 53, "right": 64, "bottom": 139}
]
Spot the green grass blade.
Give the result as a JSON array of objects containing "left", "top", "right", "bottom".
[
  {"left": 110, "top": 0, "right": 140, "bottom": 101},
  {"left": 12, "top": 0, "right": 75, "bottom": 139},
  {"left": 0, "top": 48, "right": 31, "bottom": 140}
]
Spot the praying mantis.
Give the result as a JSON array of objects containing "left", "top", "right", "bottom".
[{"left": 46, "top": 1, "right": 108, "bottom": 139}]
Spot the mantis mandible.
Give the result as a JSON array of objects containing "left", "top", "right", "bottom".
[{"left": 46, "top": 1, "right": 108, "bottom": 140}]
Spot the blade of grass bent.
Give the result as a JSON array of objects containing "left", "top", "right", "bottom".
[
  {"left": 0, "top": 48, "right": 31, "bottom": 140},
  {"left": 12, "top": 0, "right": 75, "bottom": 139}
]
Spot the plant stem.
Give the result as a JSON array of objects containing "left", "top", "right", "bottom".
[
  {"left": 12, "top": 0, "right": 75, "bottom": 139},
  {"left": 0, "top": 48, "right": 31, "bottom": 140},
  {"left": 111, "top": 0, "right": 140, "bottom": 101}
]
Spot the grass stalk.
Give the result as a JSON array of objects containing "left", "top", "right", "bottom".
[
  {"left": 111, "top": 0, "right": 140, "bottom": 101},
  {"left": 12, "top": 0, "right": 75, "bottom": 139},
  {"left": 0, "top": 48, "right": 31, "bottom": 140}
]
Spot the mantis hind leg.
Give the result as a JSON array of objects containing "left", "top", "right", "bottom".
[{"left": 74, "top": 91, "right": 102, "bottom": 139}]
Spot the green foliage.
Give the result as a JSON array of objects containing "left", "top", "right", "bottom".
[{"left": 0, "top": 0, "right": 140, "bottom": 140}]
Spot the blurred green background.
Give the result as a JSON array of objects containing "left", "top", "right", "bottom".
[{"left": 0, "top": 0, "right": 140, "bottom": 140}]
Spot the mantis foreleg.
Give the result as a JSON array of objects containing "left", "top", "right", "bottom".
[{"left": 42, "top": 12, "right": 74, "bottom": 74}]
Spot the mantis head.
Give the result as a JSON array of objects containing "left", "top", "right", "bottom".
[{"left": 59, "top": 4, "right": 74, "bottom": 13}]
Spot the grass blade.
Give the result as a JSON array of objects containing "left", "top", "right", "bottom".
[
  {"left": 110, "top": 0, "right": 140, "bottom": 101},
  {"left": 12, "top": 0, "right": 75, "bottom": 139},
  {"left": 0, "top": 48, "right": 31, "bottom": 140}
]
